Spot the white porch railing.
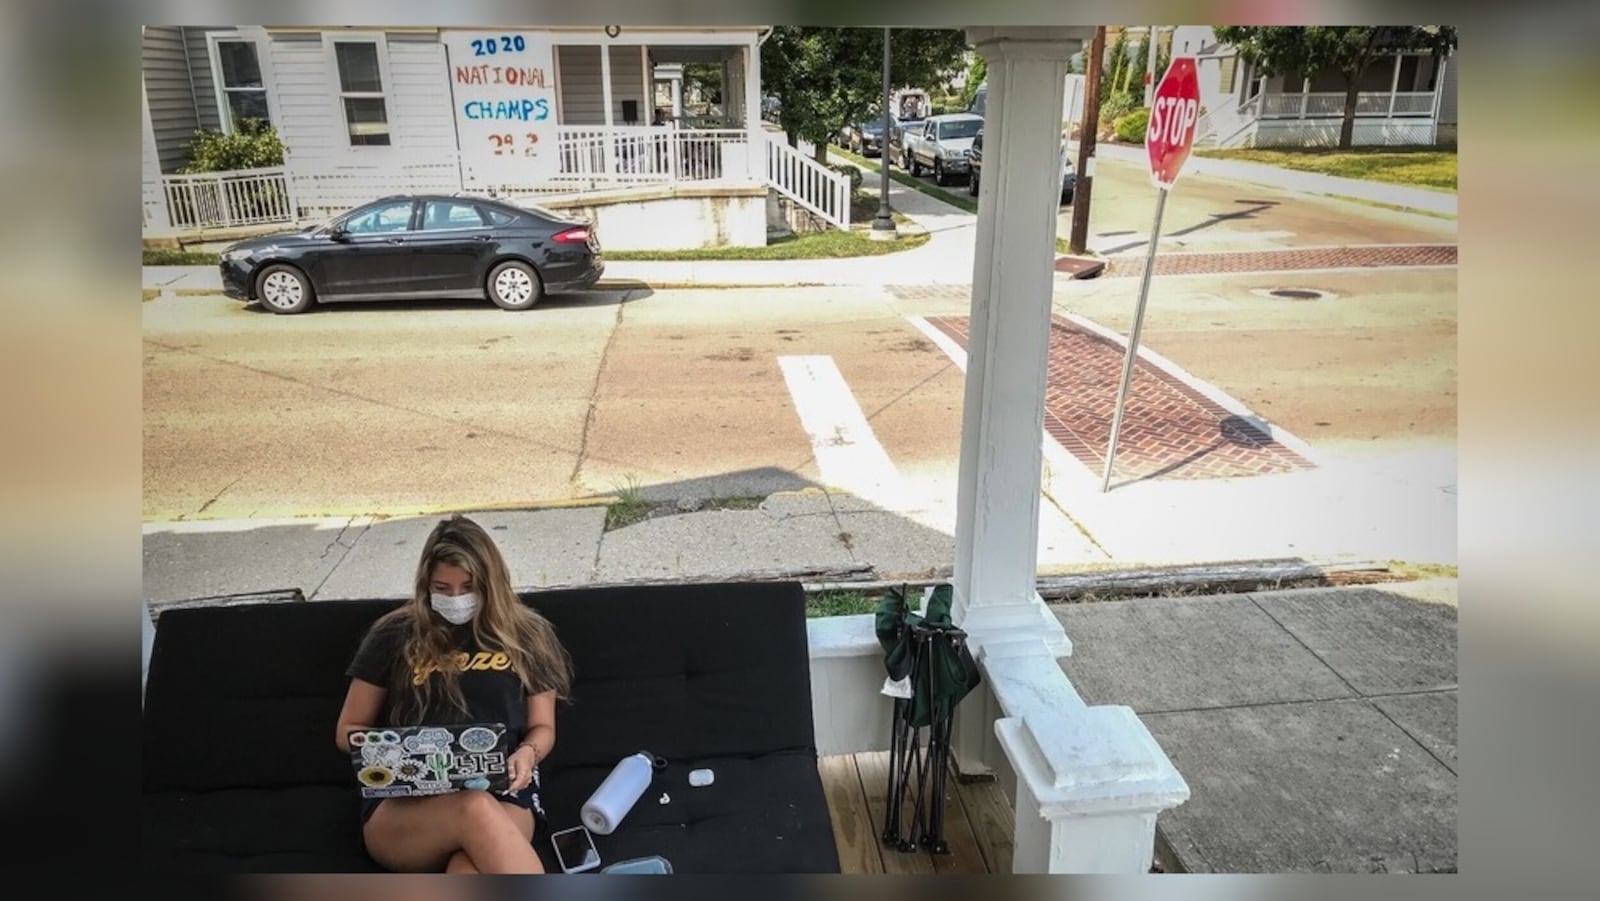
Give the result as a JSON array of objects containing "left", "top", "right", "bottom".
[
  {"left": 142, "top": 128, "right": 854, "bottom": 235},
  {"left": 766, "top": 138, "right": 852, "bottom": 230},
  {"left": 1259, "top": 90, "right": 1436, "bottom": 119},
  {"left": 160, "top": 167, "right": 294, "bottom": 230},
  {"left": 548, "top": 125, "right": 752, "bottom": 188}
]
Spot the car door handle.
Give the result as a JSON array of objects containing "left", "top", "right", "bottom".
[
  {"left": 475, "top": 234, "right": 491, "bottom": 242},
  {"left": 385, "top": 237, "right": 405, "bottom": 245}
]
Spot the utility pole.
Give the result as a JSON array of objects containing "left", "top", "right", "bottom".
[
  {"left": 1144, "top": 27, "right": 1161, "bottom": 107},
  {"left": 1069, "top": 26, "right": 1105, "bottom": 256}
]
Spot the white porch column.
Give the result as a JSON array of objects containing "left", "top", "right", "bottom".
[
  {"left": 670, "top": 76, "right": 683, "bottom": 117},
  {"left": 600, "top": 44, "right": 617, "bottom": 175},
  {"left": 1298, "top": 76, "right": 1311, "bottom": 118},
  {"left": 141, "top": 73, "right": 173, "bottom": 235},
  {"left": 950, "top": 26, "right": 1080, "bottom": 681},
  {"left": 950, "top": 27, "right": 1190, "bottom": 874},
  {"left": 743, "top": 39, "right": 763, "bottom": 182},
  {"left": 1388, "top": 53, "right": 1403, "bottom": 117}
]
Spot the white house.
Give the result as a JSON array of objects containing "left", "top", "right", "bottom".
[
  {"left": 141, "top": 25, "right": 853, "bottom": 249},
  {"left": 1143, "top": 26, "right": 1458, "bottom": 148}
]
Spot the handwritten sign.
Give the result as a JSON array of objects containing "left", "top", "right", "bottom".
[{"left": 444, "top": 31, "right": 559, "bottom": 185}]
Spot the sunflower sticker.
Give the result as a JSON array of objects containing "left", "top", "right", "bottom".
[{"left": 358, "top": 766, "right": 395, "bottom": 789}]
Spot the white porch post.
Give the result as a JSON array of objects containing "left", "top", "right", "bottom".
[
  {"left": 1388, "top": 53, "right": 1403, "bottom": 117},
  {"left": 744, "top": 38, "right": 763, "bottom": 182},
  {"left": 1298, "top": 76, "right": 1311, "bottom": 118},
  {"left": 600, "top": 44, "right": 617, "bottom": 175},
  {"left": 141, "top": 73, "right": 173, "bottom": 235},
  {"left": 671, "top": 76, "right": 683, "bottom": 117},
  {"left": 952, "top": 26, "right": 1190, "bottom": 874}
]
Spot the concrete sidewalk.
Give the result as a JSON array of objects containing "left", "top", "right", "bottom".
[
  {"left": 141, "top": 491, "right": 1455, "bottom": 874},
  {"left": 1091, "top": 142, "right": 1457, "bottom": 217}
]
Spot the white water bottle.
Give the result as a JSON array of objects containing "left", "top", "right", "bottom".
[{"left": 581, "top": 752, "right": 654, "bottom": 834}]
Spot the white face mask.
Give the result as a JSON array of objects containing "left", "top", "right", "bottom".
[{"left": 430, "top": 592, "right": 478, "bottom": 625}]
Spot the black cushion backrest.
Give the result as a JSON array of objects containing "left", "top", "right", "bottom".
[
  {"left": 142, "top": 599, "right": 402, "bottom": 793},
  {"left": 143, "top": 582, "right": 818, "bottom": 792},
  {"left": 527, "top": 581, "right": 816, "bottom": 770}
]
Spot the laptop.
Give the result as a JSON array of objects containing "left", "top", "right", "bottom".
[{"left": 348, "top": 722, "right": 511, "bottom": 798}]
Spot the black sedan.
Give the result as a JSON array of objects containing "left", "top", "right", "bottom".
[
  {"left": 966, "top": 130, "right": 1076, "bottom": 204},
  {"left": 219, "top": 194, "right": 604, "bottom": 314}
]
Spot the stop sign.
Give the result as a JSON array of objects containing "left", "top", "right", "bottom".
[{"left": 1146, "top": 56, "right": 1201, "bottom": 190}]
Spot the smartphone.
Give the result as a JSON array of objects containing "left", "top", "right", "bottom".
[
  {"left": 601, "top": 855, "right": 672, "bottom": 874},
  {"left": 550, "top": 825, "right": 600, "bottom": 874}
]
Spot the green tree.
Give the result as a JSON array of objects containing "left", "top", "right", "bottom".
[
  {"left": 1102, "top": 29, "right": 1131, "bottom": 105},
  {"left": 762, "top": 27, "right": 969, "bottom": 163},
  {"left": 958, "top": 53, "right": 987, "bottom": 110},
  {"left": 1212, "top": 25, "right": 1457, "bottom": 149}
]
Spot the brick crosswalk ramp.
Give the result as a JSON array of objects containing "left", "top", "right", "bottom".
[
  {"left": 1097, "top": 244, "right": 1456, "bottom": 278},
  {"left": 925, "top": 315, "right": 1315, "bottom": 483}
]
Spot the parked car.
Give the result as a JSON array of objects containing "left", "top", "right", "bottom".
[
  {"left": 966, "top": 129, "right": 1077, "bottom": 204},
  {"left": 839, "top": 114, "right": 895, "bottom": 157},
  {"left": 217, "top": 194, "right": 604, "bottom": 314},
  {"left": 900, "top": 113, "right": 984, "bottom": 186},
  {"left": 888, "top": 114, "right": 926, "bottom": 168}
]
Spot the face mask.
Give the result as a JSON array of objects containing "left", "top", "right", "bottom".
[{"left": 430, "top": 592, "right": 478, "bottom": 625}]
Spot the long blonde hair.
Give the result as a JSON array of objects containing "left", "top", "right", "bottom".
[{"left": 377, "top": 514, "right": 573, "bottom": 724}]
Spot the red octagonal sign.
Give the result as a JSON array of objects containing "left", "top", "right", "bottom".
[{"left": 1146, "top": 56, "right": 1201, "bottom": 190}]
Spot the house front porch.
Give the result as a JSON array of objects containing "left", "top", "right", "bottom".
[
  {"left": 141, "top": 26, "right": 851, "bottom": 247},
  {"left": 1198, "top": 48, "right": 1454, "bottom": 148}
]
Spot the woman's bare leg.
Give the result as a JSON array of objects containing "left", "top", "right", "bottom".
[
  {"left": 364, "top": 791, "right": 541, "bottom": 873},
  {"left": 445, "top": 851, "right": 478, "bottom": 873}
]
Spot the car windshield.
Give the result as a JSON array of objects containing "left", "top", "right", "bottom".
[
  {"left": 862, "top": 117, "right": 891, "bottom": 131},
  {"left": 938, "top": 119, "right": 982, "bottom": 140}
]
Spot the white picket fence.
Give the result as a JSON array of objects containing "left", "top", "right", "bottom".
[
  {"left": 144, "top": 126, "right": 854, "bottom": 234},
  {"left": 159, "top": 167, "right": 294, "bottom": 230}
]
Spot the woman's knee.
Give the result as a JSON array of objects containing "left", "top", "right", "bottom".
[{"left": 453, "top": 789, "right": 516, "bottom": 830}]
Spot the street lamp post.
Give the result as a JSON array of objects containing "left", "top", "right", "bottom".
[{"left": 870, "top": 26, "right": 898, "bottom": 240}]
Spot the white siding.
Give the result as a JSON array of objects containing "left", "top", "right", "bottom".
[
  {"left": 269, "top": 32, "right": 341, "bottom": 163},
  {"left": 185, "top": 26, "right": 226, "bottom": 132},
  {"left": 386, "top": 33, "right": 460, "bottom": 153},
  {"left": 269, "top": 30, "right": 459, "bottom": 165},
  {"left": 143, "top": 26, "right": 199, "bottom": 173},
  {"left": 556, "top": 44, "right": 647, "bottom": 125}
]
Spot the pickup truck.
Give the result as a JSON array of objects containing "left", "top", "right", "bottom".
[{"left": 898, "top": 113, "right": 984, "bottom": 186}]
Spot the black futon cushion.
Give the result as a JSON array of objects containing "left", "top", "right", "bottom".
[{"left": 142, "top": 582, "right": 839, "bottom": 874}]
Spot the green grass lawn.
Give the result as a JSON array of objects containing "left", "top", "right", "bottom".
[
  {"left": 145, "top": 248, "right": 221, "bottom": 266},
  {"left": 832, "top": 145, "right": 979, "bottom": 214},
  {"left": 1194, "top": 147, "right": 1457, "bottom": 191},
  {"left": 804, "top": 590, "right": 879, "bottom": 618}
]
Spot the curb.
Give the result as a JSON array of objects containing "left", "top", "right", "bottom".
[{"left": 143, "top": 495, "right": 619, "bottom": 528}]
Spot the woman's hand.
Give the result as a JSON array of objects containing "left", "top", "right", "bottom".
[{"left": 507, "top": 743, "right": 539, "bottom": 792}]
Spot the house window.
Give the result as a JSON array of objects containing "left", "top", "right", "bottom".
[
  {"left": 420, "top": 200, "right": 488, "bottom": 230},
  {"left": 334, "top": 40, "right": 391, "bottom": 146},
  {"left": 213, "top": 39, "right": 271, "bottom": 132}
]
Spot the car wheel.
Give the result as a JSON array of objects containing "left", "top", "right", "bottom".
[
  {"left": 910, "top": 156, "right": 922, "bottom": 177},
  {"left": 487, "top": 260, "right": 543, "bottom": 311},
  {"left": 933, "top": 161, "right": 947, "bottom": 185},
  {"left": 968, "top": 170, "right": 980, "bottom": 196},
  {"left": 255, "top": 264, "right": 314, "bottom": 314}
]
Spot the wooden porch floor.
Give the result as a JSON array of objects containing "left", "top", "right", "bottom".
[{"left": 819, "top": 751, "right": 1015, "bottom": 875}]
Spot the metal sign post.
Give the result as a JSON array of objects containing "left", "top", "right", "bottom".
[
  {"left": 1101, "top": 56, "right": 1200, "bottom": 492},
  {"left": 1100, "top": 187, "right": 1169, "bottom": 492}
]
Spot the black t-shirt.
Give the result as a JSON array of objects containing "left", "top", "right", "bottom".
[{"left": 345, "top": 616, "right": 530, "bottom": 739}]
